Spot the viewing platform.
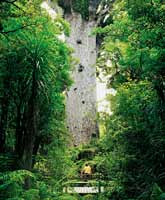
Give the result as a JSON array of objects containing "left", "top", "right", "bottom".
[{"left": 62, "top": 174, "right": 112, "bottom": 194}]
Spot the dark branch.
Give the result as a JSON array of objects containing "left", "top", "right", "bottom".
[
  {"left": 1, "top": 0, "right": 25, "bottom": 13},
  {"left": 1, "top": 0, "right": 18, "bottom": 3},
  {"left": 0, "top": 23, "right": 36, "bottom": 34}
]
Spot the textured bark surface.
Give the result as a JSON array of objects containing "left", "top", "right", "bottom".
[{"left": 65, "top": 12, "right": 98, "bottom": 145}]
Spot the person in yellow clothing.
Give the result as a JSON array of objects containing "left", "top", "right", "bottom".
[{"left": 81, "top": 163, "right": 92, "bottom": 179}]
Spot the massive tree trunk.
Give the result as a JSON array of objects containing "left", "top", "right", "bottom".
[
  {"left": 58, "top": 0, "right": 101, "bottom": 145},
  {"left": 66, "top": 13, "right": 98, "bottom": 146}
]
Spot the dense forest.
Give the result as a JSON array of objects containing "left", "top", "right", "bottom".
[{"left": 0, "top": 0, "right": 164, "bottom": 200}]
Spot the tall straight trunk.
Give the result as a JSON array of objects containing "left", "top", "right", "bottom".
[
  {"left": 0, "top": 78, "right": 10, "bottom": 153},
  {"left": 32, "top": 136, "right": 41, "bottom": 167},
  {"left": 21, "top": 63, "right": 38, "bottom": 171},
  {"left": 15, "top": 103, "right": 24, "bottom": 159},
  {"left": 0, "top": 99, "right": 8, "bottom": 153},
  {"left": 20, "top": 63, "right": 38, "bottom": 188}
]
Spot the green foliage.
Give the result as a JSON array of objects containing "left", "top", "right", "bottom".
[
  {"left": 23, "top": 189, "right": 40, "bottom": 200},
  {"left": 59, "top": 194, "right": 78, "bottom": 200},
  {"left": 0, "top": 154, "right": 15, "bottom": 172},
  {"left": 0, "top": 0, "right": 73, "bottom": 199},
  {"left": 0, "top": 170, "right": 34, "bottom": 199},
  {"left": 72, "top": 0, "right": 89, "bottom": 20},
  {"left": 160, "top": 193, "right": 165, "bottom": 200},
  {"left": 1, "top": 0, "right": 164, "bottom": 199},
  {"left": 58, "top": 0, "right": 90, "bottom": 20},
  {"left": 83, "top": 194, "right": 94, "bottom": 200},
  {"left": 96, "top": 0, "right": 165, "bottom": 199},
  {"left": 151, "top": 183, "right": 163, "bottom": 200},
  {"left": 97, "top": 81, "right": 164, "bottom": 199}
]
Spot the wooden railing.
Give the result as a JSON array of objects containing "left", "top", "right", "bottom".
[{"left": 62, "top": 173, "right": 111, "bottom": 194}]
